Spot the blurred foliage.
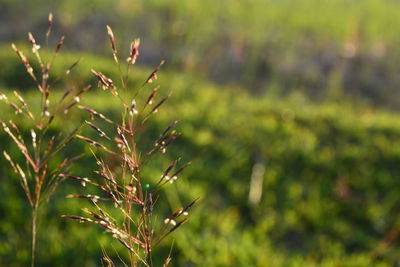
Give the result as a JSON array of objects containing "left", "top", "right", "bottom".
[
  {"left": 0, "top": 49, "right": 399, "bottom": 266},
  {"left": 3, "top": 0, "right": 400, "bottom": 107}
]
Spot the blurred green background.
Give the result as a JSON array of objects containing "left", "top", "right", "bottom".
[{"left": 1, "top": 0, "right": 400, "bottom": 266}]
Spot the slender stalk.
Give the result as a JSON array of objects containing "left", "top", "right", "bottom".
[{"left": 31, "top": 205, "right": 38, "bottom": 267}]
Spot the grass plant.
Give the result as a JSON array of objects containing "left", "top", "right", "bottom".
[
  {"left": 60, "top": 25, "right": 196, "bottom": 266},
  {"left": 0, "top": 14, "right": 89, "bottom": 266}
]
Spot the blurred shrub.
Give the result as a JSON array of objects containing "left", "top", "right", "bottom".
[
  {"left": 0, "top": 51, "right": 399, "bottom": 266},
  {"left": 3, "top": 0, "right": 400, "bottom": 108}
]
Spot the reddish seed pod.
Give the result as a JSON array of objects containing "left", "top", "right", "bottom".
[{"left": 127, "top": 38, "right": 140, "bottom": 65}]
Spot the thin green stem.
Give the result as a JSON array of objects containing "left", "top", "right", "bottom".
[{"left": 31, "top": 205, "right": 38, "bottom": 267}]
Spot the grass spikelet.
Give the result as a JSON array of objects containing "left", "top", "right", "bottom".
[
  {"left": 144, "top": 60, "right": 165, "bottom": 85},
  {"left": 106, "top": 25, "right": 118, "bottom": 63},
  {"left": 46, "top": 13, "right": 53, "bottom": 42},
  {"left": 127, "top": 38, "right": 140, "bottom": 65},
  {"left": 11, "top": 43, "right": 40, "bottom": 89}
]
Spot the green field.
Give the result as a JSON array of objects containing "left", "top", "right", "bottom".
[
  {"left": 1, "top": 0, "right": 400, "bottom": 266},
  {"left": 0, "top": 49, "right": 399, "bottom": 266},
  {"left": 4, "top": 0, "right": 400, "bottom": 107}
]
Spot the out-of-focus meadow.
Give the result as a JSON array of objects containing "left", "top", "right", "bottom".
[{"left": 1, "top": 0, "right": 400, "bottom": 266}]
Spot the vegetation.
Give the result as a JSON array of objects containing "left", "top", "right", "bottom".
[
  {"left": 0, "top": 18, "right": 196, "bottom": 266},
  {"left": 1, "top": 1, "right": 400, "bottom": 266},
  {"left": 62, "top": 25, "right": 197, "bottom": 266},
  {"left": 1, "top": 45, "right": 400, "bottom": 265},
  {"left": 4, "top": 0, "right": 400, "bottom": 107},
  {"left": 0, "top": 17, "right": 90, "bottom": 266}
]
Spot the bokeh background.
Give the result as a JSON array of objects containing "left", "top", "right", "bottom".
[{"left": 1, "top": 0, "right": 400, "bottom": 266}]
